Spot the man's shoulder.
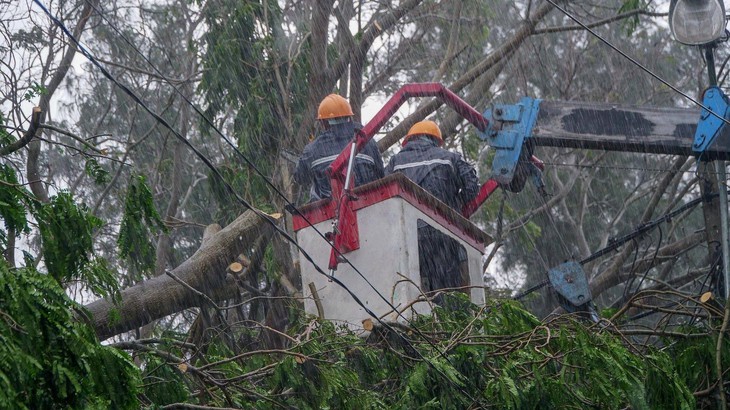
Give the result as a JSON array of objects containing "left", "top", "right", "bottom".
[
  {"left": 438, "top": 147, "right": 464, "bottom": 160},
  {"left": 299, "top": 141, "right": 315, "bottom": 158},
  {"left": 424, "top": 145, "right": 455, "bottom": 158},
  {"left": 304, "top": 131, "right": 334, "bottom": 150}
]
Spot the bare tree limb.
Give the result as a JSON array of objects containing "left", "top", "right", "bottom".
[
  {"left": 534, "top": 10, "right": 666, "bottom": 35},
  {"left": 37, "top": 123, "right": 104, "bottom": 153},
  {"left": 28, "top": 0, "right": 99, "bottom": 203},
  {"left": 377, "top": 2, "right": 554, "bottom": 151},
  {"left": 589, "top": 156, "right": 690, "bottom": 298}
]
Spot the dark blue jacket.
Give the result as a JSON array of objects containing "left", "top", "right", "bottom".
[
  {"left": 294, "top": 121, "right": 384, "bottom": 201},
  {"left": 385, "top": 136, "right": 479, "bottom": 211}
]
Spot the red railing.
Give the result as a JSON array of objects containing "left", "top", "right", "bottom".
[
  {"left": 328, "top": 83, "right": 488, "bottom": 179},
  {"left": 323, "top": 83, "right": 491, "bottom": 271}
]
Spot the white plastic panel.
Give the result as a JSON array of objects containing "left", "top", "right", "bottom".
[{"left": 297, "top": 196, "right": 485, "bottom": 328}]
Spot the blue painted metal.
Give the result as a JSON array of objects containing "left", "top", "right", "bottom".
[
  {"left": 478, "top": 97, "right": 542, "bottom": 185},
  {"left": 693, "top": 86, "right": 730, "bottom": 156},
  {"left": 547, "top": 261, "right": 592, "bottom": 307}
]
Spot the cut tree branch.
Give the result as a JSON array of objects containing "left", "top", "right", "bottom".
[
  {"left": 84, "top": 210, "right": 279, "bottom": 340},
  {"left": 0, "top": 106, "right": 41, "bottom": 156}
]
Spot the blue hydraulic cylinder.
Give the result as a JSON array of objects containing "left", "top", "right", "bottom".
[
  {"left": 693, "top": 86, "right": 730, "bottom": 157},
  {"left": 477, "top": 97, "right": 542, "bottom": 185}
]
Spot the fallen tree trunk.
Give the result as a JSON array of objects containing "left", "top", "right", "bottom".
[{"left": 84, "top": 210, "right": 278, "bottom": 340}]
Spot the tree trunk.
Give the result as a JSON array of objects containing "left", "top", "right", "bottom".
[{"left": 84, "top": 210, "right": 279, "bottom": 340}]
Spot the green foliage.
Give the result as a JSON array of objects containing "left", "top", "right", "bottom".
[
  {"left": 0, "top": 164, "right": 30, "bottom": 247},
  {"left": 22, "top": 82, "right": 47, "bottom": 102},
  {"left": 37, "top": 192, "right": 97, "bottom": 278},
  {"left": 117, "top": 175, "right": 167, "bottom": 277},
  {"left": 0, "top": 166, "right": 120, "bottom": 301},
  {"left": 263, "top": 320, "right": 386, "bottom": 409},
  {"left": 672, "top": 328, "right": 730, "bottom": 408},
  {"left": 460, "top": 130, "right": 482, "bottom": 163},
  {"left": 199, "top": 0, "right": 310, "bottom": 219},
  {"left": 618, "top": 0, "right": 648, "bottom": 35},
  {"left": 84, "top": 157, "right": 111, "bottom": 185},
  {"left": 0, "top": 112, "right": 14, "bottom": 148},
  {"left": 141, "top": 355, "right": 190, "bottom": 406},
  {"left": 132, "top": 297, "right": 698, "bottom": 409},
  {"left": 645, "top": 352, "right": 695, "bottom": 410},
  {"left": 36, "top": 191, "right": 121, "bottom": 300},
  {"left": 81, "top": 257, "right": 122, "bottom": 304},
  {"left": 0, "top": 262, "right": 139, "bottom": 409}
]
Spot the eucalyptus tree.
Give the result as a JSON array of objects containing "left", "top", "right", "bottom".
[
  {"left": 0, "top": 1, "right": 144, "bottom": 407},
  {"left": 3, "top": 0, "right": 730, "bottom": 407}
]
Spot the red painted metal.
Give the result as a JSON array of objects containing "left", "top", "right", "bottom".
[
  {"left": 530, "top": 155, "right": 545, "bottom": 171},
  {"left": 327, "top": 195, "right": 359, "bottom": 269},
  {"left": 458, "top": 155, "right": 545, "bottom": 218},
  {"left": 322, "top": 83, "right": 489, "bottom": 271},
  {"left": 462, "top": 179, "right": 499, "bottom": 218},
  {"left": 329, "top": 83, "right": 488, "bottom": 178},
  {"left": 292, "top": 200, "right": 336, "bottom": 231}
]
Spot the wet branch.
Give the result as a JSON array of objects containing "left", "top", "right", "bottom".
[{"left": 0, "top": 106, "right": 41, "bottom": 156}]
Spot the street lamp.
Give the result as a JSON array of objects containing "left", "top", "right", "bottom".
[
  {"left": 669, "top": 0, "right": 726, "bottom": 46},
  {"left": 669, "top": 0, "right": 730, "bottom": 301}
]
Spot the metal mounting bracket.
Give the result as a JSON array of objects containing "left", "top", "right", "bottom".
[
  {"left": 693, "top": 86, "right": 730, "bottom": 157},
  {"left": 548, "top": 261, "right": 599, "bottom": 322},
  {"left": 547, "top": 261, "right": 592, "bottom": 307},
  {"left": 478, "top": 97, "right": 542, "bottom": 185}
]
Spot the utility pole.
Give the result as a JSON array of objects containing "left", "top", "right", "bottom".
[
  {"left": 665, "top": 0, "right": 730, "bottom": 301},
  {"left": 698, "top": 45, "right": 729, "bottom": 299}
]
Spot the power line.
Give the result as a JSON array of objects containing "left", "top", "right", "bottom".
[
  {"left": 82, "top": 0, "right": 422, "bottom": 330},
  {"left": 81, "top": 0, "right": 474, "bottom": 359},
  {"left": 511, "top": 191, "right": 711, "bottom": 300},
  {"left": 73, "top": 0, "right": 421, "bottom": 336},
  {"left": 515, "top": 2, "right": 730, "bottom": 302},
  {"left": 544, "top": 0, "right": 730, "bottom": 128},
  {"left": 31, "top": 1, "right": 324, "bottom": 293},
  {"left": 31, "top": 0, "right": 376, "bottom": 340},
  {"left": 34, "top": 1, "right": 486, "bottom": 404},
  {"left": 539, "top": 160, "right": 705, "bottom": 174}
]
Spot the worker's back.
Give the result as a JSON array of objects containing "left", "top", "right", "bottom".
[
  {"left": 295, "top": 120, "right": 384, "bottom": 201},
  {"left": 385, "top": 122, "right": 479, "bottom": 300},
  {"left": 385, "top": 136, "right": 478, "bottom": 210}
]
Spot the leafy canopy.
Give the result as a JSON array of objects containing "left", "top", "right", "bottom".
[
  {"left": 117, "top": 174, "right": 167, "bottom": 278},
  {"left": 0, "top": 262, "right": 140, "bottom": 409},
  {"left": 131, "top": 296, "right": 697, "bottom": 409}
]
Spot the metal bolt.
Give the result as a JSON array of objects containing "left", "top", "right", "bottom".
[{"left": 694, "top": 134, "right": 706, "bottom": 148}]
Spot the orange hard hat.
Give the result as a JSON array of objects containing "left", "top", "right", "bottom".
[
  {"left": 317, "top": 94, "right": 354, "bottom": 120},
  {"left": 403, "top": 120, "right": 443, "bottom": 146}
]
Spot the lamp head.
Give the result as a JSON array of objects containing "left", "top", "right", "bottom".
[{"left": 669, "top": 0, "right": 727, "bottom": 46}]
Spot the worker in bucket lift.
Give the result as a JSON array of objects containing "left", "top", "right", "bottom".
[
  {"left": 385, "top": 120, "right": 479, "bottom": 300},
  {"left": 294, "top": 94, "right": 384, "bottom": 202}
]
